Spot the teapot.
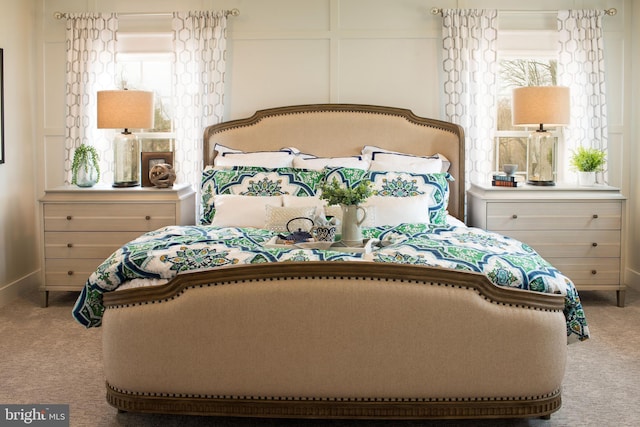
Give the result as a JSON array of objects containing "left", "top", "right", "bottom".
[{"left": 278, "top": 217, "right": 315, "bottom": 243}]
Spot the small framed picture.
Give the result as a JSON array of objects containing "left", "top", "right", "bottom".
[{"left": 141, "top": 152, "right": 174, "bottom": 187}]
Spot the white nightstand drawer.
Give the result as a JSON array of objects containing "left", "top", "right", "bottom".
[
  {"left": 44, "top": 231, "right": 143, "bottom": 259},
  {"left": 44, "top": 203, "right": 175, "bottom": 231},
  {"left": 486, "top": 202, "right": 621, "bottom": 231},
  {"left": 501, "top": 230, "right": 620, "bottom": 258},
  {"left": 546, "top": 258, "right": 620, "bottom": 285},
  {"left": 44, "top": 258, "right": 105, "bottom": 288}
]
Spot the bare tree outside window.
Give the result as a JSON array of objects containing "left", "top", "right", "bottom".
[{"left": 494, "top": 59, "right": 557, "bottom": 174}]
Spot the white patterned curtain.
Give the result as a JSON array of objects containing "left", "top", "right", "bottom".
[
  {"left": 557, "top": 10, "right": 608, "bottom": 180},
  {"left": 172, "top": 11, "right": 228, "bottom": 188},
  {"left": 64, "top": 13, "right": 118, "bottom": 185},
  {"left": 441, "top": 9, "right": 499, "bottom": 187}
]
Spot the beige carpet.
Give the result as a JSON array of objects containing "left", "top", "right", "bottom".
[{"left": 1, "top": 287, "right": 639, "bottom": 427}]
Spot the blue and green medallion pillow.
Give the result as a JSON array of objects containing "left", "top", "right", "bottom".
[
  {"left": 322, "top": 166, "right": 369, "bottom": 189},
  {"left": 367, "top": 171, "right": 453, "bottom": 225},
  {"left": 322, "top": 167, "right": 453, "bottom": 225},
  {"left": 200, "top": 166, "right": 324, "bottom": 225}
]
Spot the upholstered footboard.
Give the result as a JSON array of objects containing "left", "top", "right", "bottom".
[{"left": 102, "top": 262, "right": 567, "bottom": 420}]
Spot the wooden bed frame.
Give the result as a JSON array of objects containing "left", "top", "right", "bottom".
[{"left": 102, "top": 104, "right": 567, "bottom": 420}]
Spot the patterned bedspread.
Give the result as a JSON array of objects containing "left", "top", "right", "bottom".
[{"left": 72, "top": 223, "right": 589, "bottom": 343}]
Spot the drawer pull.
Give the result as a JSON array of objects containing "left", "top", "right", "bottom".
[
  {"left": 145, "top": 215, "right": 151, "bottom": 220},
  {"left": 512, "top": 214, "right": 518, "bottom": 219},
  {"left": 67, "top": 243, "right": 73, "bottom": 248},
  {"left": 591, "top": 270, "right": 597, "bottom": 275},
  {"left": 593, "top": 214, "right": 599, "bottom": 219},
  {"left": 67, "top": 271, "right": 74, "bottom": 276},
  {"left": 592, "top": 242, "right": 598, "bottom": 247},
  {"left": 66, "top": 215, "right": 72, "bottom": 220}
]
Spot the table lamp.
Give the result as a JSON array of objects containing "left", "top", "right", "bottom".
[
  {"left": 512, "top": 86, "right": 570, "bottom": 186},
  {"left": 97, "top": 90, "right": 154, "bottom": 187}
]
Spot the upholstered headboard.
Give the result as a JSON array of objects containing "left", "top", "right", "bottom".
[{"left": 202, "top": 104, "right": 465, "bottom": 221}]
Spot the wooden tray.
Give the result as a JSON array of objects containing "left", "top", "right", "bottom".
[{"left": 264, "top": 237, "right": 379, "bottom": 253}]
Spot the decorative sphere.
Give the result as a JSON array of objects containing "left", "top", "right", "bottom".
[{"left": 149, "top": 163, "right": 176, "bottom": 188}]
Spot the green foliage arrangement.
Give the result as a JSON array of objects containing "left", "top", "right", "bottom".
[
  {"left": 569, "top": 146, "right": 606, "bottom": 172},
  {"left": 319, "top": 178, "right": 372, "bottom": 206},
  {"left": 71, "top": 144, "right": 101, "bottom": 185}
]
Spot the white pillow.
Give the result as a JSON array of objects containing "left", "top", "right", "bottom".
[
  {"left": 214, "top": 152, "right": 294, "bottom": 168},
  {"left": 213, "top": 143, "right": 294, "bottom": 168},
  {"left": 361, "top": 145, "right": 451, "bottom": 173},
  {"left": 211, "top": 195, "right": 282, "bottom": 228},
  {"left": 369, "top": 152, "right": 443, "bottom": 174},
  {"left": 362, "top": 145, "right": 398, "bottom": 161},
  {"left": 361, "top": 195, "right": 431, "bottom": 226},
  {"left": 214, "top": 143, "right": 241, "bottom": 156},
  {"left": 265, "top": 205, "right": 317, "bottom": 233},
  {"left": 292, "top": 156, "right": 369, "bottom": 170}
]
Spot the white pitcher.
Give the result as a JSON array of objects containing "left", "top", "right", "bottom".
[{"left": 340, "top": 204, "right": 367, "bottom": 246}]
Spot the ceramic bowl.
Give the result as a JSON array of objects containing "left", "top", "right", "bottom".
[{"left": 502, "top": 164, "right": 518, "bottom": 176}]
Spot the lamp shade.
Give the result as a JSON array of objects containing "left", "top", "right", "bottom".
[
  {"left": 97, "top": 90, "right": 154, "bottom": 130},
  {"left": 512, "top": 86, "right": 570, "bottom": 127}
]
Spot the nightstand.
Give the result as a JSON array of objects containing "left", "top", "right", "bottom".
[
  {"left": 40, "top": 184, "right": 196, "bottom": 307},
  {"left": 467, "top": 182, "right": 626, "bottom": 306}
]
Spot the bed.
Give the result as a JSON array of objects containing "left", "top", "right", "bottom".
[{"left": 72, "top": 104, "right": 589, "bottom": 420}]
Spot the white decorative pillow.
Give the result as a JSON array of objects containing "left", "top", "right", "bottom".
[
  {"left": 369, "top": 152, "right": 443, "bottom": 174},
  {"left": 265, "top": 205, "right": 317, "bottom": 233},
  {"left": 211, "top": 195, "right": 282, "bottom": 228},
  {"left": 292, "top": 156, "right": 369, "bottom": 170},
  {"left": 282, "top": 194, "right": 325, "bottom": 209},
  {"left": 361, "top": 195, "right": 431, "bottom": 226}
]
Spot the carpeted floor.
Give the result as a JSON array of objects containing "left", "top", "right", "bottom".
[{"left": 1, "top": 287, "right": 639, "bottom": 427}]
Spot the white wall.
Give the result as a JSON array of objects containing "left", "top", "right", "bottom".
[
  {"left": 629, "top": 0, "right": 640, "bottom": 290},
  {"left": 0, "top": 0, "right": 40, "bottom": 306},
  {"left": 28, "top": 0, "right": 639, "bottom": 299}
]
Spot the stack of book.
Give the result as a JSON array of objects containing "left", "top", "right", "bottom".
[{"left": 492, "top": 174, "right": 518, "bottom": 187}]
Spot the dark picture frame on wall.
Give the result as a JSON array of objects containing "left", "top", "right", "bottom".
[
  {"left": 0, "top": 48, "right": 4, "bottom": 164},
  {"left": 141, "top": 152, "right": 174, "bottom": 187}
]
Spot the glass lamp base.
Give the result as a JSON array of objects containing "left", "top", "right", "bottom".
[
  {"left": 526, "top": 131, "right": 557, "bottom": 186},
  {"left": 526, "top": 180, "right": 556, "bottom": 186},
  {"left": 113, "top": 132, "right": 140, "bottom": 187},
  {"left": 112, "top": 181, "right": 139, "bottom": 188}
]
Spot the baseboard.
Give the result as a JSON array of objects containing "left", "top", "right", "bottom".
[
  {"left": 626, "top": 267, "right": 640, "bottom": 292},
  {"left": 0, "top": 271, "right": 40, "bottom": 308}
]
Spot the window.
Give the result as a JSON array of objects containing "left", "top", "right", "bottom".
[
  {"left": 116, "top": 55, "right": 174, "bottom": 152},
  {"left": 116, "top": 18, "right": 175, "bottom": 153},
  {"left": 495, "top": 57, "right": 559, "bottom": 177},
  {"left": 494, "top": 15, "right": 561, "bottom": 179}
]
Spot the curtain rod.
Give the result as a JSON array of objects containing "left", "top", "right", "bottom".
[
  {"left": 430, "top": 7, "right": 617, "bottom": 16},
  {"left": 54, "top": 8, "right": 240, "bottom": 20}
]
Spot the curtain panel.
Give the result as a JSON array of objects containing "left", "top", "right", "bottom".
[
  {"left": 63, "top": 13, "right": 118, "bottom": 185},
  {"left": 172, "top": 11, "right": 228, "bottom": 192},
  {"left": 441, "top": 9, "right": 499, "bottom": 188},
  {"left": 63, "top": 11, "right": 228, "bottom": 191},
  {"left": 557, "top": 10, "right": 609, "bottom": 181}
]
